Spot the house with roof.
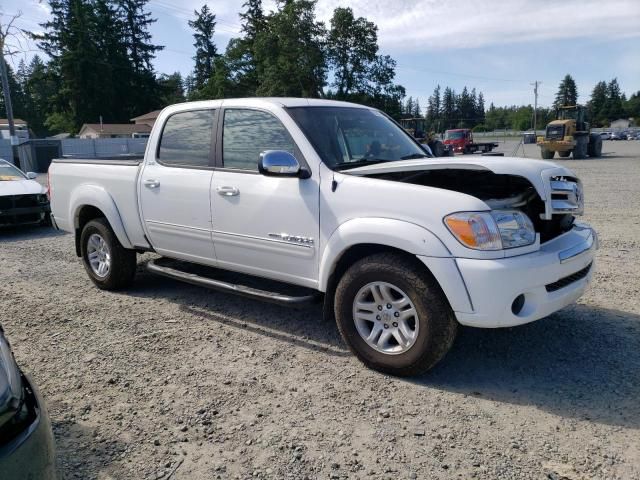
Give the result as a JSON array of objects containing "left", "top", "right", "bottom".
[
  {"left": 0, "top": 118, "right": 30, "bottom": 140},
  {"left": 78, "top": 123, "right": 152, "bottom": 139},
  {"left": 130, "top": 110, "right": 161, "bottom": 128}
]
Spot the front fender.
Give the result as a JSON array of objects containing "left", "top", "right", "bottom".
[
  {"left": 318, "top": 217, "right": 451, "bottom": 291},
  {"left": 69, "top": 185, "right": 133, "bottom": 249}
]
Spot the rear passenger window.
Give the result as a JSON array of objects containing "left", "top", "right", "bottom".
[
  {"left": 223, "top": 109, "right": 295, "bottom": 171},
  {"left": 158, "top": 110, "right": 215, "bottom": 167}
]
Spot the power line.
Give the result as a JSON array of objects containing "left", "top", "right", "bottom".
[{"left": 396, "top": 65, "right": 527, "bottom": 84}]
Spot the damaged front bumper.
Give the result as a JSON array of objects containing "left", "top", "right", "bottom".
[{"left": 452, "top": 223, "right": 597, "bottom": 328}]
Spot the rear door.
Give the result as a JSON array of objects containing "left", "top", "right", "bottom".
[{"left": 138, "top": 108, "right": 217, "bottom": 265}]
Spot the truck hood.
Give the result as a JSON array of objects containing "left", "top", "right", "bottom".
[
  {"left": 345, "top": 156, "right": 577, "bottom": 218},
  {"left": 0, "top": 178, "right": 46, "bottom": 196}
]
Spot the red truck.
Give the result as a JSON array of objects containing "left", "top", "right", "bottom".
[{"left": 444, "top": 129, "right": 498, "bottom": 154}]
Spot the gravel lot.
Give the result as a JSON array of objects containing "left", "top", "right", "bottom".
[{"left": 1, "top": 140, "right": 639, "bottom": 480}]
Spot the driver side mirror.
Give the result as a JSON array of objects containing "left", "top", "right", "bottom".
[
  {"left": 258, "top": 150, "right": 310, "bottom": 179},
  {"left": 26, "top": 172, "right": 38, "bottom": 179}
]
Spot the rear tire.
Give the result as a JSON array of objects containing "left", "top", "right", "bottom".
[
  {"left": 541, "top": 148, "right": 555, "bottom": 159},
  {"left": 80, "top": 218, "right": 136, "bottom": 290},
  {"left": 334, "top": 253, "right": 457, "bottom": 376},
  {"left": 573, "top": 136, "right": 588, "bottom": 159},
  {"left": 558, "top": 151, "right": 571, "bottom": 158}
]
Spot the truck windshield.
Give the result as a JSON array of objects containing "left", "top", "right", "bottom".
[
  {"left": 286, "top": 107, "right": 428, "bottom": 170},
  {"left": 445, "top": 131, "right": 465, "bottom": 140},
  {"left": 0, "top": 160, "right": 26, "bottom": 180}
]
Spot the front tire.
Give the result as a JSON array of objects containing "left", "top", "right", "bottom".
[
  {"left": 334, "top": 253, "right": 457, "bottom": 376},
  {"left": 81, "top": 218, "right": 136, "bottom": 290},
  {"left": 541, "top": 148, "right": 555, "bottom": 159},
  {"left": 558, "top": 151, "right": 571, "bottom": 158}
]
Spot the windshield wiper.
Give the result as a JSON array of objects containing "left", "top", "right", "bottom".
[
  {"left": 400, "top": 153, "right": 429, "bottom": 160},
  {"left": 333, "top": 159, "right": 389, "bottom": 171}
]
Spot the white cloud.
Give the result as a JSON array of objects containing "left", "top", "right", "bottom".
[{"left": 312, "top": 0, "right": 640, "bottom": 51}]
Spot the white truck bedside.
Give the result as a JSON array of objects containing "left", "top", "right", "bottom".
[{"left": 49, "top": 98, "right": 596, "bottom": 376}]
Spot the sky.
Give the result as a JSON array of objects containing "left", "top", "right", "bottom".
[{"left": 2, "top": 0, "right": 640, "bottom": 109}]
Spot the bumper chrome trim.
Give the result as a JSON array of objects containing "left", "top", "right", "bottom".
[{"left": 558, "top": 227, "right": 597, "bottom": 263}]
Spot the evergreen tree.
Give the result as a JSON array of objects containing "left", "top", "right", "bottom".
[
  {"left": 404, "top": 96, "right": 414, "bottom": 117},
  {"left": 426, "top": 85, "right": 441, "bottom": 127},
  {"left": 554, "top": 74, "right": 578, "bottom": 109},
  {"left": 625, "top": 91, "right": 640, "bottom": 120},
  {"left": 413, "top": 98, "right": 421, "bottom": 117},
  {"left": 158, "top": 72, "right": 185, "bottom": 106},
  {"left": 604, "top": 78, "right": 624, "bottom": 121},
  {"left": 189, "top": 5, "right": 218, "bottom": 90},
  {"left": 0, "top": 63, "right": 26, "bottom": 120},
  {"left": 441, "top": 87, "right": 456, "bottom": 129},
  {"left": 22, "top": 56, "right": 58, "bottom": 136},
  {"left": 116, "top": 0, "right": 164, "bottom": 117},
  {"left": 588, "top": 81, "right": 608, "bottom": 126},
  {"left": 116, "top": 0, "right": 163, "bottom": 72},
  {"left": 222, "top": 0, "right": 266, "bottom": 97},
  {"left": 253, "top": 0, "right": 326, "bottom": 97},
  {"left": 457, "top": 86, "right": 474, "bottom": 127},
  {"left": 36, "top": 0, "right": 109, "bottom": 129},
  {"left": 476, "top": 91, "right": 485, "bottom": 124}
]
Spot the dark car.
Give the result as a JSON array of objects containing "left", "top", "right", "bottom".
[
  {"left": 610, "top": 132, "right": 627, "bottom": 140},
  {"left": 0, "top": 325, "right": 57, "bottom": 478}
]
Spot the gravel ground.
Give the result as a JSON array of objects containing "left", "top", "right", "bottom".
[{"left": 1, "top": 140, "right": 639, "bottom": 480}]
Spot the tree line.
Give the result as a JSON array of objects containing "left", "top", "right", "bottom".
[
  {"left": 0, "top": 0, "right": 405, "bottom": 136},
  {"left": 414, "top": 74, "right": 639, "bottom": 133},
  {"left": 1, "top": 2, "right": 639, "bottom": 137}
]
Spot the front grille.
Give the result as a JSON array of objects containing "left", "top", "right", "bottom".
[
  {"left": 14, "top": 195, "right": 41, "bottom": 208},
  {"left": 549, "top": 177, "right": 583, "bottom": 215},
  {"left": 546, "top": 125, "right": 564, "bottom": 140},
  {"left": 545, "top": 262, "right": 592, "bottom": 292},
  {"left": 0, "top": 194, "right": 49, "bottom": 226}
]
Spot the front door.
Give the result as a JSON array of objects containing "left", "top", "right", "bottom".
[
  {"left": 210, "top": 108, "right": 320, "bottom": 288},
  {"left": 139, "top": 108, "right": 217, "bottom": 265}
]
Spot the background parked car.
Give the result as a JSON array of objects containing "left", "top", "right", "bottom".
[
  {"left": 0, "top": 325, "right": 57, "bottom": 478},
  {"left": 610, "top": 132, "right": 627, "bottom": 140},
  {"left": 0, "top": 159, "right": 51, "bottom": 228},
  {"left": 599, "top": 131, "right": 612, "bottom": 140}
]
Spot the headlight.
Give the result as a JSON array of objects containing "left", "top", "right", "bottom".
[
  {"left": 445, "top": 210, "right": 536, "bottom": 250},
  {"left": 0, "top": 331, "right": 23, "bottom": 421}
]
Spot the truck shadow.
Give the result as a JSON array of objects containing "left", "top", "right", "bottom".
[
  {"left": 128, "top": 263, "right": 639, "bottom": 428},
  {"left": 128, "top": 265, "right": 349, "bottom": 358},
  {"left": 0, "top": 225, "right": 65, "bottom": 243},
  {"left": 416, "top": 303, "right": 640, "bottom": 428}
]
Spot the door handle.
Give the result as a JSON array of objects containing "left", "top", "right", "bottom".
[
  {"left": 216, "top": 186, "right": 240, "bottom": 196},
  {"left": 144, "top": 179, "right": 160, "bottom": 189}
]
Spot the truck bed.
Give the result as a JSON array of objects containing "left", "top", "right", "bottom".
[{"left": 49, "top": 157, "right": 149, "bottom": 248}]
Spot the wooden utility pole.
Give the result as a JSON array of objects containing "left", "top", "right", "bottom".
[{"left": 531, "top": 80, "right": 541, "bottom": 134}]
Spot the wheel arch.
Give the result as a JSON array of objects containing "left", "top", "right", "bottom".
[
  {"left": 319, "top": 218, "right": 451, "bottom": 293},
  {"left": 70, "top": 185, "right": 133, "bottom": 256},
  {"left": 319, "top": 218, "right": 454, "bottom": 323}
]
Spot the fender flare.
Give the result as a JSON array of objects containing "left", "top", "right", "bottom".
[
  {"left": 69, "top": 184, "right": 133, "bottom": 249},
  {"left": 318, "top": 217, "right": 451, "bottom": 292}
]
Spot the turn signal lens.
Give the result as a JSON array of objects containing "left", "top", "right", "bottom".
[{"left": 444, "top": 212, "right": 502, "bottom": 250}]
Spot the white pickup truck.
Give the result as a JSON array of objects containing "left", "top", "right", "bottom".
[{"left": 49, "top": 98, "right": 597, "bottom": 375}]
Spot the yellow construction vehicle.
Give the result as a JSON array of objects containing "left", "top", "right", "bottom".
[{"left": 537, "top": 105, "right": 602, "bottom": 159}]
